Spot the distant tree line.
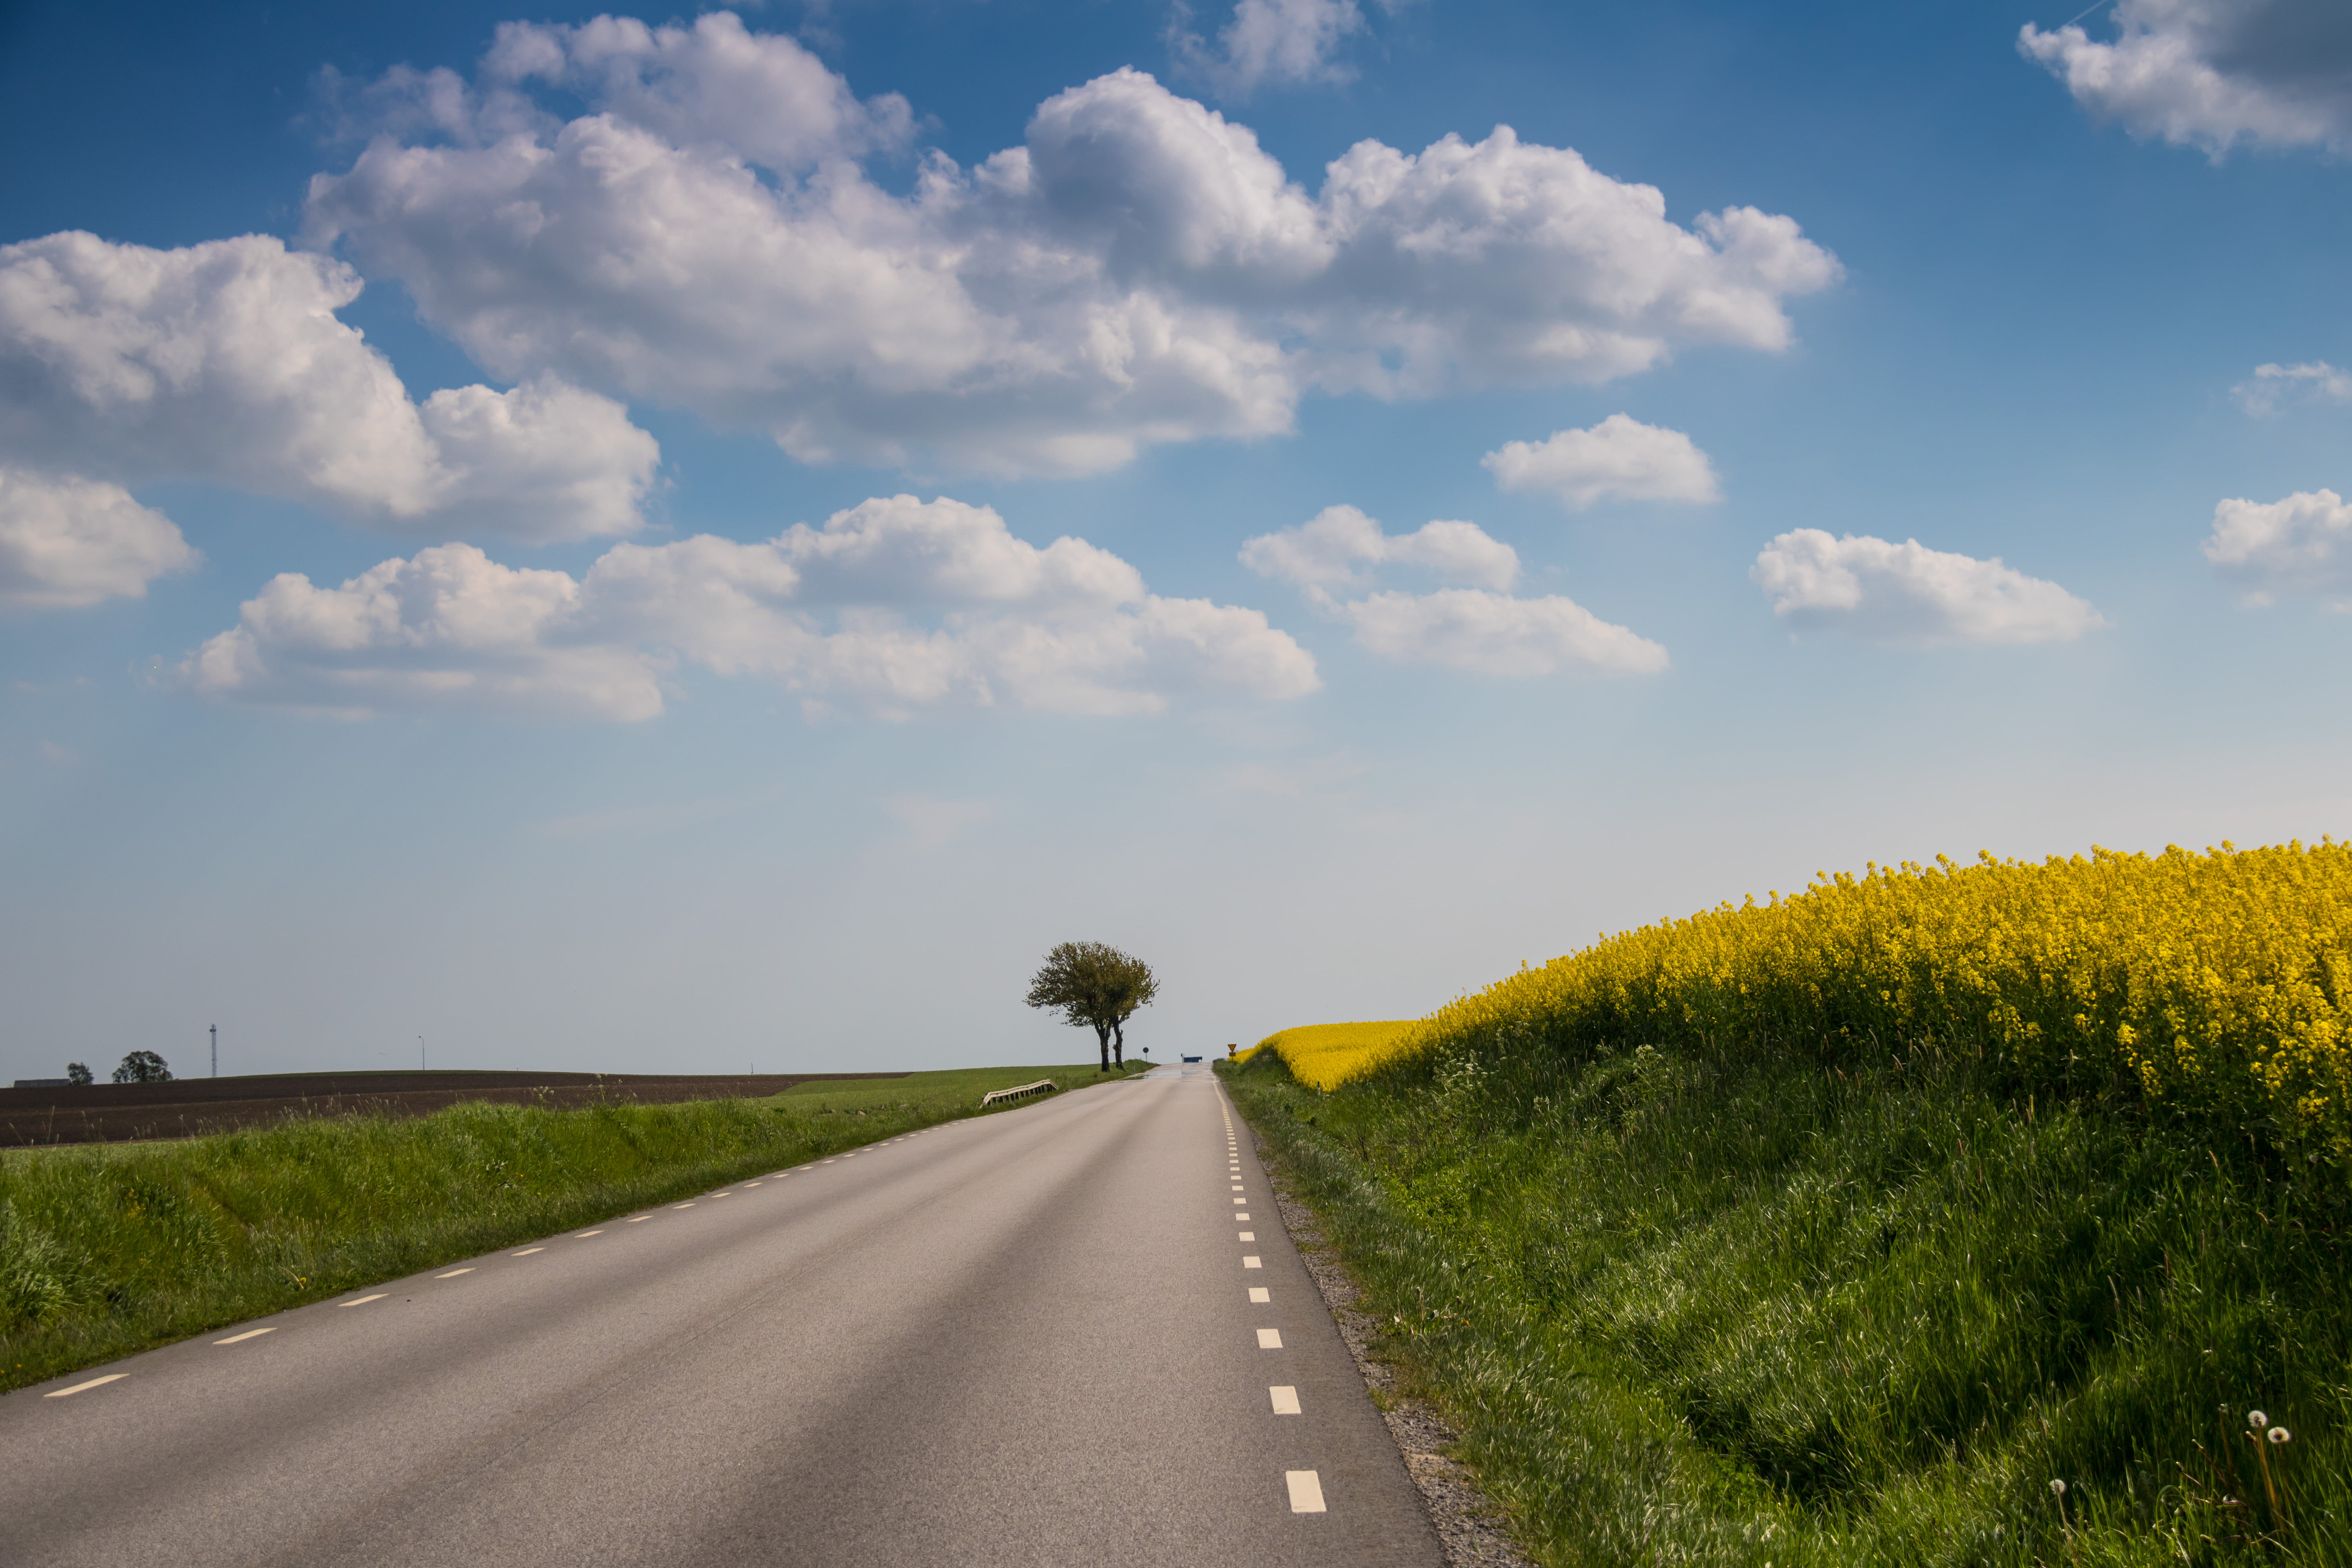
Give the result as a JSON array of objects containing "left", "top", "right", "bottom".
[{"left": 50, "top": 1053, "right": 172, "bottom": 1085}]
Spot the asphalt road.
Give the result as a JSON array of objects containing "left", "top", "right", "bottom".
[{"left": 1, "top": 1065, "right": 1445, "bottom": 1566}]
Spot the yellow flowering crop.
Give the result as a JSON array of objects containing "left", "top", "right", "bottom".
[
  {"left": 1289, "top": 841, "right": 2352, "bottom": 1153},
  {"left": 1251, "top": 1021, "right": 1422, "bottom": 1091}
]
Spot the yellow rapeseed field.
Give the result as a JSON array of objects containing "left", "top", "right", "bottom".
[
  {"left": 1286, "top": 842, "right": 2352, "bottom": 1152},
  {"left": 1251, "top": 1021, "right": 1422, "bottom": 1091}
]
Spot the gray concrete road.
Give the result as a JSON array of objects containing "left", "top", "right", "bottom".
[{"left": 1, "top": 1066, "right": 1444, "bottom": 1567}]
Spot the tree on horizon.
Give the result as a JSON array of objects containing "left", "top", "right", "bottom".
[
  {"left": 112, "top": 1050, "right": 172, "bottom": 1084},
  {"left": 1024, "top": 942, "right": 1159, "bottom": 1071}
]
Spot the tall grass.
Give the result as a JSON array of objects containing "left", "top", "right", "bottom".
[
  {"left": 1224, "top": 1038, "right": 2350, "bottom": 1564},
  {"left": 0, "top": 1063, "right": 1123, "bottom": 1393}
]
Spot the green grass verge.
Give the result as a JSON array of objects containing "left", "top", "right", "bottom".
[
  {"left": 1219, "top": 1042, "right": 2349, "bottom": 1565},
  {"left": 0, "top": 1061, "right": 1141, "bottom": 1394}
]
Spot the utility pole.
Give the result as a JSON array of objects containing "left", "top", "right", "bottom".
[
  {"left": 419, "top": 1036, "right": 425, "bottom": 1072},
  {"left": 210, "top": 1024, "right": 218, "bottom": 1077}
]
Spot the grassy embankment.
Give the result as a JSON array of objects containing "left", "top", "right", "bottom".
[
  {"left": 0, "top": 1060, "right": 1136, "bottom": 1394},
  {"left": 1223, "top": 844, "right": 2352, "bottom": 1565}
]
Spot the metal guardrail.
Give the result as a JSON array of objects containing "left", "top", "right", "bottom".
[{"left": 979, "top": 1078, "right": 1057, "bottom": 1108}]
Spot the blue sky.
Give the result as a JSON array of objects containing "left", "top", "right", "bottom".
[{"left": 4, "top": 0, "right": 2350, "bottom": 1081}]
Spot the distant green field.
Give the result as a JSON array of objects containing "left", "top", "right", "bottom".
[
  {"left": 772, "top": 1063, "right": 1119, "bottom": 1111},
  {"left": 0, "top": 1060, "right": 1144, "bottom": 1393}
]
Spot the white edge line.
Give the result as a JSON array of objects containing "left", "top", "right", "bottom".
[
  {"left": 337, "top": 1293, "right": 390, "bottom": 1306},
  {"left": 44, "top": 1373, "right": 127, "bottom": 1398},
  {"left": 1286, "top": 1469, "right": 1326, "bottom": 1513},
  {"left": 436, "top": 1268, "right": 475, "bottom": 1277},
  {"left": 213, "top": 1327, "right": 276, "bottom": 1345}
]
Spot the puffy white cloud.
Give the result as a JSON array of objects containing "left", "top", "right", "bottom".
[
  {"left": 2201, "top": 487, "right": 2352, "bottom": 604},
  {"left": 1170, "top": 0, "right": 1366, "bottom": 99},
  {"left": 1239, "top": 504, "right": 1518, "bottom": 596},
  {"left": 1242, "top": 504, "right": 1663, "bottom": 674},
  {"left": 1751, "top": 529, "right": 2105, "bottom": 646},
  {"left": 778, "top": 495, "right": 1146, "bottom": 607},
  {"left": 414, "top": 377, "right": 662, "bottom": 542},
  {"left": 2020, "top": 0, "right": 2352, "bottom": 158},
  {"left": 483, "top": 11, "right": 914, "bottom": 166},
  {"left": 178, "top": 543, "right": 657, "bottom": 721},
  {"left": 2233, "top": 360, "right": 2352, "bottom": 414},
  {"left": 0, "top": 466, "right": 197, "bottom": 609},
  {"left": 1482, "top": 414, "right": 1721, "bottom": 510},
  {"left": 181, "top": 495, "right": 1318, "bottom": 720},
  {"left": 0, "top": 231, "right": 658, "bottom": 542},
  {"left": 303, "top": 19, "right": 1838, "bottom": 477},
  {"left": 1339, "top": 588, "right": 1669, "bottom": 676}
]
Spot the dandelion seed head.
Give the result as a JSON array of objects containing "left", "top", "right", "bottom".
[
  {"left": 2270, "top": 1426, "right": 2291, "bottom": 1445},
  {"left": 2050, "top": 1478, "right": 2067, "bottom": 1495},
  {"left": 2249, "top": 1409, "right": 2269, "bottom": 1429}
]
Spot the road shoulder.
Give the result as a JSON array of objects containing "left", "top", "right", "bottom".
[{"left": 1250, "top": 1125, "right": 1536, "bottom": 1568}]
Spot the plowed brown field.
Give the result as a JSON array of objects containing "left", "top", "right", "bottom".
[{"left": 0, "top": 1070, "right": 909, "bottom": 1148}]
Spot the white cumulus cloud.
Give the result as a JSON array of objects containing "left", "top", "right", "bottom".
[
  {"left": 0, "top": 231, "right": 658, "bottom": 544},
  {"left": 1751, "top": 529, "right": 2104, "bottom": 646},
  {"left": 2233, "top": 360, "right": 2352, "bottom": 414},
  {"left": 1239, "top": 504, "right": 1518, "bottom": 596},
  {"left": 2201, "top": 487, "right": 2352, "bottom": 604},
  {"left": 302, "top": 17, "right": 1838, "bottom": 478},
  {"left": 1242, "top": 505, "right": 1664, "bottom": 675},
  {"left": 1170, "top": 0, "right": 1367, "bottom": 99},
  {"left": 2020, "top": 0, "right": 2352, "bottom": 158},
  {"left": 181, "top": 495, "right": 1318, "bottom": 720},
  {"left": 1339, "top": 588, "right": 1669, "bottom": 676},
  {"left": 1482, "top": 414, "right": 1721, "bottom": 510},
  {"left": 0, "top": 466, "right": 197, "bottom": 609}
]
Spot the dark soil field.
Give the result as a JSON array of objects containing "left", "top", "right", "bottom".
[{"left": 0, "top": 1070, "right": 911, "bottom": 1148}]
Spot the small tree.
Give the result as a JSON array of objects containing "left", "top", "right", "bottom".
[
  {"left": 1024, "top": 942, "right": 1159, "bottom": 1070},
  {"left": 112, "top": 1050, "right": 172, "bottom": 1084},
  {"left": 1105, "top": 950, "right": 1158, "bottom": 1066},
  {"left": 65, "top": 1062, "right": 93, "bottom": 1085}
]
